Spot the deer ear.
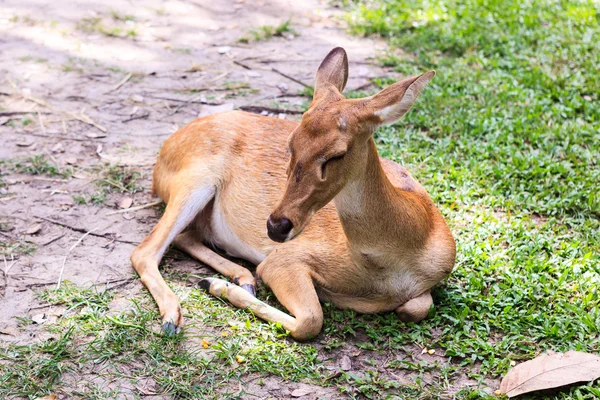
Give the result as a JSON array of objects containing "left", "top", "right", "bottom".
[
  {"left": 314, "top": 47, "right": 349, "bottom": 97},
  {"left": 369, "top": 71, "right": 435, "bottom": 125}
]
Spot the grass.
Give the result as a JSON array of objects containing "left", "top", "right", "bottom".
[
  {"left": 0, "top": 280, "right": 322, "bottom": 398},
  {"left": 72, "top": 163, "right": 142, "bottom": 205},
  {"left": 239, "top": 19, "right": 295, "bottom": 43},
  {"left": 76, "top": 16, "right": 137, "bottom": 38},
  {"left": 340, "top": 0, "right": 600, "bottom": 397},
  {"left": 2, "top": 1, "right": 599, "bottom": 399},
  {"left": 14, "top": 155, "right": 71, "bottom": 178}
]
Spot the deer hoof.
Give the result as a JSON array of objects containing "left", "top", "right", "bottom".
[
  {"left": 198, "top": 278, "right": 215, "bottom": 292},
  {"left": 162, "top": 321, "right": 181, "bottom": 336},
  {"left": 241, "top": 283, "right": 256, "bottom": 297}
]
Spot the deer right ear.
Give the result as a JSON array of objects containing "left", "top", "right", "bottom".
[{"left": 314, "top": 47, "right": 349, "bottom": 97}]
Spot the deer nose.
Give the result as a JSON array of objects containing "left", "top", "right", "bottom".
[{"left": 267, "top": 215, "right": 293, "bottom": 243}]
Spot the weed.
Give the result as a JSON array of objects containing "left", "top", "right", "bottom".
[
  {"left": 239, "top": 19, "right": 295, "bottom": 43},
  {"left": 15, "top": 155, "right": 71, "bottom": 178}
]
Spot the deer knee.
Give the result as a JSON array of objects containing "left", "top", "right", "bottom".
[
  {"left": 396, "top": 291, "right": 433, "bottom": 323},
  {"left": 290, "top": 311, "right": 323, "bottom": 342}
]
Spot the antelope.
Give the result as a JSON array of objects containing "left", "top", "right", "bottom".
[{"left": 130, "top": 47, "right": 456, "bottom": 341}]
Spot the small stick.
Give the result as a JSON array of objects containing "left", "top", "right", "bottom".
[
  {"left": 105, "top": 200, "right": 163, "bottom": 216},
  {"left": 238, "top": 105, "right": 304, "bottom": 115},
  {"left": 104, "top": 72, "right": 133, "bottom": 94},
  {"left": 41, "top": 233, "right": 66, "bottom": 247},
  {"left": 57, "top": 227, "right": 99, "bottom": 289},
  {"left": 34, "top": 216, "right": 139, "bottom": 245},
  {"left": 0, "top": 111, "right": 51, "bottom": 116},
  {"left": 271, "top": 68, "right": 311, "bottom": 89},
  {"left": 37, "top": 111, "right": 46, "bottom": 134}
]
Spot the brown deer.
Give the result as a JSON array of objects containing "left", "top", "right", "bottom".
[{"left": 130, "top": 47, "right": 456, "bottom": 340}]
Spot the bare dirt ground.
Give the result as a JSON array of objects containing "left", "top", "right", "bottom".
[{"left": 0, "top": 0, "right": 494, "bottom": 398}]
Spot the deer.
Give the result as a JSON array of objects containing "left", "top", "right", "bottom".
[{"left": 130, "top": 47, "right": 456, "bottom": 341}]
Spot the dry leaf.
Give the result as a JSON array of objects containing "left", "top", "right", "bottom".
[
  {"left": 31, "top": 313, "right": 46, "bottom": 324},
  {"left": 26, "top": 223, "right": 42, "bottom": 235},
  {"left": 35, "top": 395, "right": 58, "bottom": 400},
  {"left": 118, "top": 197, "right": 133, "bottom": 209},
  {"left": 16, "top": 141, "right": 34, "bottom": 147},
  {"left": 291, "top": 388, "right": 313, "bottom": 397},
  {"left": 340, "top": 355, "right": 352, "bottom": 371},
  {"left": 86, "top": 132, "right": 107, "bottom": 139},
  {"left": 500, "top": 351, "right": 600, "bottom": 397}
]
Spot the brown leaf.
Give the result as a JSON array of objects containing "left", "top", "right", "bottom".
[
  {"left": 35, "top": 395, "right": 58, "bottom": 400},
  {"left": 500, "top": 351, "right": 600, "bottom": 397},
  {"left": 340, "top": 355, "right": 352, "bottom": 371},
  {"left": 291, "top": 388, "right": 313, "bottom": 397},
  {"left": 118, "top": 197, "right": 133, "bottom": 209},
  {"left": 26, "top": 223, "right": 42, "bottom": 235}
]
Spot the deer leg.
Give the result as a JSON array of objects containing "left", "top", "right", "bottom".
[
  {"left": 200, "top": 262, "right": 322, "bottom": 341},
  {"left": 395, "top": 291, "right": 432, "bottom": 323},
  {"left": 130, "top": 186, "right": 214, "bottom": 334},
  {"left": 173, "top": 231, "right": 257, "bottom": 295}
]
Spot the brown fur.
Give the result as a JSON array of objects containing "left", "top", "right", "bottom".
[{"left": 130, "top": 48, "right": 455, "bottom": 340}]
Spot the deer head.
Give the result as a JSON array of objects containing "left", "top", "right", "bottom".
[{"left": 266, "top": 47, "right": 435, "bottom": 243}]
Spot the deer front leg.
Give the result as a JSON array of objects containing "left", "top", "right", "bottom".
[
  {"left": 173, "top": 231, "right": 257, "bottom": 295},
  {"left": 200, "top": 261, "right": 323, "bottom": 341},
  {"left": 395, "top": 291, "right": 432, "bottom": 323},
  {"left": 131, "top": 186, "right": 214, "bottom": 334}
]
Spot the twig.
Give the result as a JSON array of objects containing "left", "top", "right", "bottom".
[
  {"left": 122, "top": 112, "right": 150, "bottom": 123},
  {"left": 37, "top": 111, "right": 46, "bottom": 134},
  {"left": 271, "top": 68, "right": 311, "bottom": 89},
  {"left": 142, "top": 94, "right": 223, "bottom": 106},
  {"left": 34, "top": 216, "right": 139, "bottom": 245},
  {"left": 0, "top": 111, "right": 51, "bottom": 116},
  {"left": 12, "top": 131, "right": 91, "bottom": 142},
  {"left": 41, "top": 233, "right": 66, "bottom": 247},
  {"left": 238, "top": 105, "right": 304, "bottom": 115},
  {"left": 104, "top": 72, "right": 133, "bottom": 94},
  {"left": 57, "top": 227, "right": 100, "bottom": 289},
  {"left": 6, "top": 81, "right": 107, "bottom": 133},
  {"left": 105, "top": 200, "right": 163, "bottom": 216}
]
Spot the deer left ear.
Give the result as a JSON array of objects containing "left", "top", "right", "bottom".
[
  {"left": 314, "top": 47, "right": 349, "bottom": 97},
  {"left": 369, "top": 71, "right": 435, "bottom": 126}
]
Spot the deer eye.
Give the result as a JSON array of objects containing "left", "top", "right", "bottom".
[{"left": 321, "top": 153, "right": 345, "bottom": 180}]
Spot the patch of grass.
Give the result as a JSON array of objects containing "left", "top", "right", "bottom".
[
  {"left": 0, "top": 281, "right": 323, "bottom": 398},
  {"left": 15, "top": 155, "right": 71, "bottom": 178},
  {"left": 76, "top": 17, "right": 137, "bottom": 38},
  {"left": 342, "top": 0, "right": 600, "bottom": 397},
  {"left": 239, "top": 19, "right": 295, "bottom": 43},
  {"left": 73, "top": 163, "right": 141, "bottom": 205}
]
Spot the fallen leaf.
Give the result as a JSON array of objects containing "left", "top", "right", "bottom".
[
  {"left": 0, "top": 327, "right": 19, "bottom": 336},
  {"left": 118, "top": 197, "right": 133, "bottom": 209},
  {"left": 291, "top": 388, "right": 313, "bottom": 397},
  {"left": 50, "top": 143, "right": 64, "bottom": 153},
  {"left": 500, "top": 351, "right": 600, "bottom": 397},
  {"left": 16, "top": 141, "right": 34, "bottom": 147},
  {"left": 26, "top": 223, "right": 42, "bottom": 235},
  {"left": 86, "top": 132, "right": 107, "bottom": 139},
  {"left": 65, "top": 157, "right": 78, "bottom": 165},
  {"left": 35, "top": 395, "right": 57, "bottom": 400},
  {"left": 340, "top": 355, "right": 352, "bottom": 371},
  {"left": 31, "top": 313, "right": 46, "bottom": 324}
]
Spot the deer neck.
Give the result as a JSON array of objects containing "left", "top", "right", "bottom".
[{"left": 333, "top": 138, "right": 430, "bottom": 255}]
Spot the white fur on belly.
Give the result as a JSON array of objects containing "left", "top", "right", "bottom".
[{"left": 209, "top": 199, "right": 267, "bottom": 265}]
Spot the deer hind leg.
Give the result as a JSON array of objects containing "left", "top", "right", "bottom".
[
  {"left": 173, "top": 231, "right": 256, "bottom": 295},
  {"left": 130, "top": 184, "right": 215, "bottom": 334},
  {"left": 395, "top": 291, "right": 432, "bottom": 323},
  {"left": 200, "top": 260, "right": 323, "bottom": 341}
]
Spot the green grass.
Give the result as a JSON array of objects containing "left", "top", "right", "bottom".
[
  {"left": 239, "top": 19, "right": 295, "bottom": 43},
  {"left": 73, "top": 163, "right": 142, "bottom": 205},
  {"left": 0, "top": 280, "right": 322, "bottom": 399},
  {"left": 15, "top": 155, "right": 71, "bottom": 178},
  {"left": 342, "top": 0, "right": 600, "bottom": 397},
  {"left": 2, "top": 1, "right": 599, "bottom": 398}
]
